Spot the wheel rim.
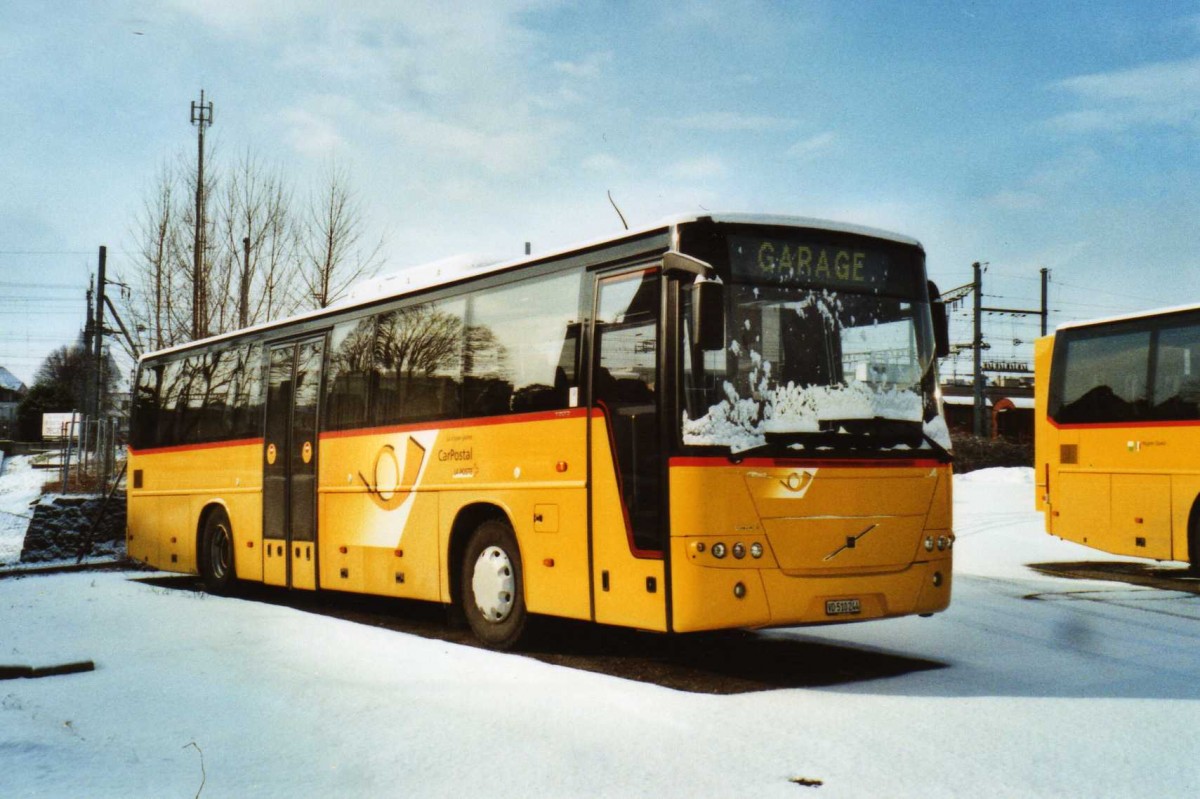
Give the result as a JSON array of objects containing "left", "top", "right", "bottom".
[
  {"left": 210, "top": 523, "right": 231, "bottom": 580},
  {"left": 471, "top": 545, "right": 515, "bottom": 623}
]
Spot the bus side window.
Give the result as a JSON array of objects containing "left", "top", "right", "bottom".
[
  {"left": 463, "top": 271, "right": 583, "bottom": 416},
  {"left": 133, "top": 364, "right": 163, "bottom": 449},
  {"left": 326, "top": 317, "right": 375, "bottom": 431},
  {"left": 1154, "top": 323, "right": 1200, "bottom": 420},
  {"left": 374, "top": 299, "right": 465, "bottom": 426}
]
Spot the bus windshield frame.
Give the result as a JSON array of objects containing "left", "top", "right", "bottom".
[{"left": 677, "top": 224, "right": 943, "bottom": 458}]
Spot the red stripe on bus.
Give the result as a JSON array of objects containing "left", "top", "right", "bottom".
[
  {"left": 128, "top": 437, "right": 263, "bottom": 456},
  {"left": 320, "top": 407, "right": 593, "bottom": 440},
  {"left": 669, "top": 456, "right": 943, "bottom": 469}
]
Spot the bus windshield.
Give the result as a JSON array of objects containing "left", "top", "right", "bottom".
[{"left": 681, "top": 232, "right": 939, "bottom": 454}]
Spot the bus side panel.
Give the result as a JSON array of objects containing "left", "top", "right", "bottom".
[
  {"left": 316, "top": 413, "right": 591, "bottom": 619},
  {"left": 1034, "top": 335, "right": 1055, "bottom": 518},
  {"left": 126, "top": 442, "right": 263, "bottom": 578},
  {"left": 589, "top": 416, "right": 667, "bottom": 632},
  {"left": 1054, "top": 471, "right": 1111, "bottom": 552},
  {"left": 318, "top": 432, "right": 442, "bottom": 601}
]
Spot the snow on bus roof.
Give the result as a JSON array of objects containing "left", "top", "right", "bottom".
[
  {"left": 1056, "top": 301, "right": 1200, "bottom": 333},
  {"left": 139, "top": 212, "right": 923, "bottom": 363}
]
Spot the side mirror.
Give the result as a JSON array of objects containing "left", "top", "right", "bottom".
[
  {"left": 663, "top": 251, "right": 726, "bottom": 351},
  {"left": 693, "top": 276, "right": 725, "bottom": 351},
  {"left": 928, "top": 281, "right": 950, "bottom": 359}
]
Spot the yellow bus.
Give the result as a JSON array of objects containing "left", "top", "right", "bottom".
[
  {"left": 1035, "top": 304, "right": 1200, "bottom": 568},
  {"left": 127, "top": 214, "right": 955, "bottom": 648}
]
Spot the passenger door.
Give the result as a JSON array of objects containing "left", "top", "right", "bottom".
[
  {"left": 588, "top": 267, "right": 667, "bottom": 630},
  {"left": 263, "top": 336, "right": 325, "bottom": 589}
]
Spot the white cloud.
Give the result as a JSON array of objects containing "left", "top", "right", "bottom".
[
  {"left": 552, "top": 51, "right": 612, "bottom": 79},
  {"left": 665, "top": 156, "right": 727, "bottom": 180},
  {"left": 785, "top": 131, "right": 836, "bottom": 160},
  {"left": 1047, "top": 56, "right": 1200, "bottom": 133},
  {"left": 674, "top": 112, "right": 795, "bottom": 132},
  {"left": 281, "top": 104, "right": 348, "bottom": 157},
  {"left": 582, "top": 153, "right": 624, "bottom": 173}
]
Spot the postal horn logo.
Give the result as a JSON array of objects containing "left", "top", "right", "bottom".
[{"left": 359, "top": 437, "right": 427, "bottom": 510}]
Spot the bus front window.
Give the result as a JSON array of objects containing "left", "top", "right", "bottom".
[{"left": 682, "top": 281, "right": 941, "bottom": 454}]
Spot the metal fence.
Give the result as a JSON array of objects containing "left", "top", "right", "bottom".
[{"left": 0, "top": 417, "right": 127, "bottom": 573}]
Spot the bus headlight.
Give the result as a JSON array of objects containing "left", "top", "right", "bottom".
[
  {"left": 712, "top": 542, "right": 727, "bottom": 559},
  {"left": 732, "top": 543, "right": 746, "bottom": 559},
  {"left": 937, "top": 536, "right": 949, "bottom": 551},
  {"left": 750, "top": 542, "right": 764, "bottom": 559},
  {"left": 924, "top": 536, "right": 935, "bottom": 552}
]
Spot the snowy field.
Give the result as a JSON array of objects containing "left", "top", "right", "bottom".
[
  {"left": 0, "top": 455, "right": 50, "bottom": 566},
  {"left": 3, "top": 466, "right": 1200, "bottom": 797}
]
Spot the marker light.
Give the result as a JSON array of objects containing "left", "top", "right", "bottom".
[
  {"left": 937, "top": 536, "right": 949, "bottom": 551},
  {"left": 733, "top": 582, "right": 747, "bottom": 599},
  {"left": 924, "top": 536, "right": 935, "bottom": 552},
  {"left": 712, "top": 543, "right": 727, "bottom": 559}
]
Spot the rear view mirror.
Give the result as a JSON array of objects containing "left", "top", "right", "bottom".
[
  {"left": 663, "top": 251, "right": 725, "bottom": 351},
  {"left": 928, "top": 281, "right": 950, "bottom": 359},
  {"left": 693, "top": 276, "right": 725, "bottom": 351}
]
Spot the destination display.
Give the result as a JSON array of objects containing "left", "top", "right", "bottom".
[{"left": 727, "top": 233, "right": 918, "bottom": 296}]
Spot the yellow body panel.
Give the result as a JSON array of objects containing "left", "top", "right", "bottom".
[
  {"left": 127, "top": 441, "right": 263, "bottom": 580},
  {"left": 1036, "top": 333, "right": 1200, "bottom": 563},
  {"left": 128, "top": 414, "right": 953, "bottom": 633},
  {"left": 668, "top": 460, "right": 953, "bottom": 632}
]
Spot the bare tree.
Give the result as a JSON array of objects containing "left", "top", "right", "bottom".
[
  {"left": 298, "top": 160, "right": 384, "bottom": 309},
  {"left": 124, "top": 159, "right": 193, "bottom": 352},
  {"left": 121, "top": 150, "right": 386, "bottom": 350},
  {"left": 215, "top": 150, "right": 303, "bottom": 329}
]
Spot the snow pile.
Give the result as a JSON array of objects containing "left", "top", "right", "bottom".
[{"left": 0, "top": 456, "right": 49, "bottom": 566}]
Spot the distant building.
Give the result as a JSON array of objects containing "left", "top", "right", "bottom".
[
  {"left": 940, "top": 379, "right": 1034, "bottom": 443},
  {"left": 0, "top": 366, "right": 28, "bottom": 439}
]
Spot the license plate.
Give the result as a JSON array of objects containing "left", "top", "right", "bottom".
[{"left": 825, "top": 598, "right": 861, "bottom": 616}]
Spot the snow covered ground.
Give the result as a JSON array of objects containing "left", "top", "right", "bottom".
[
  {"left": 0, "top": 455, "right": 50, "bottom": 566},
  {"left": 3, "top": 467, "right": 1200, "bottom": 797}
]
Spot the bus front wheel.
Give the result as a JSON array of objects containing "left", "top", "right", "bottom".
[
  {"left": 461, "top": 519, "right": 528, "bottom": 650},
  {"left": 199, "top": 508, "right": 237, "bottom": 595}
]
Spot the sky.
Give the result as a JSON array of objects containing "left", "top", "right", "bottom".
[
  {"left": 3, "top": 465, "right": 1200, "bottom": 796},
  {"left": 2, "top": 1, "right": 1200, "bottom": 386}
]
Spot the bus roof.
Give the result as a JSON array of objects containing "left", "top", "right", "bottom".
[
  {"left": 139, "top": 212, "right": 923, "bottom": 363},
  {"left": 1056, "top": 300, "right": 1200, "bottom": 334}
]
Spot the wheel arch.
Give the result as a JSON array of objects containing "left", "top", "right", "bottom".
[
  {"left": 195, "top": 500, "right": 235, "bottom": 577},
  {"left": 447, "top": 502, "right": 515, "bottom": 608},
  {"left": 1187, "top": 494, "right": 1200, "bottom": 570}
]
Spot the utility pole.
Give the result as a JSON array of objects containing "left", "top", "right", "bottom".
[
  {"left": 972, "top": 262, "right": 985, "bottom": 437},
  {"left": 93, "top": 246, "right": 107, "bottom": 486},
  {"left": 93, "top": 246, "right": 107, "bottom": 425},
  {"left": 1040, "top": 267, "right": 1049, "bottom": 336},
  {"left": 190, "top": 89, "right": 214, "bottom": 340},
  {"left": 239, "top": 235, "right": 251, "bottom": 329}
]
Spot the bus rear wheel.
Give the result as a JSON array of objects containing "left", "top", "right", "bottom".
[
  {"left": 200, "top": 508, "right": 237, "bottom": 595},
  {"left": 461, "top": 519, "right": 528, "bottom": 650}
]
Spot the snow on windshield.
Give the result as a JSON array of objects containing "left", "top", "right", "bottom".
[{"left": 683, "top": 288, "right": 938, "bottom": 452}]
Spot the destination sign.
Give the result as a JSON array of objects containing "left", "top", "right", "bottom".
[{"left": 727, "top": 234, "right": 917, "bottom": 296}]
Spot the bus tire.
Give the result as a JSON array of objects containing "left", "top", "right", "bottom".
[
  {"left": 199, "top": 508, "right": 237, "bottom": 595},
  {"left": 461, "top": 519, "right": 528, "bottom": 650}
]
